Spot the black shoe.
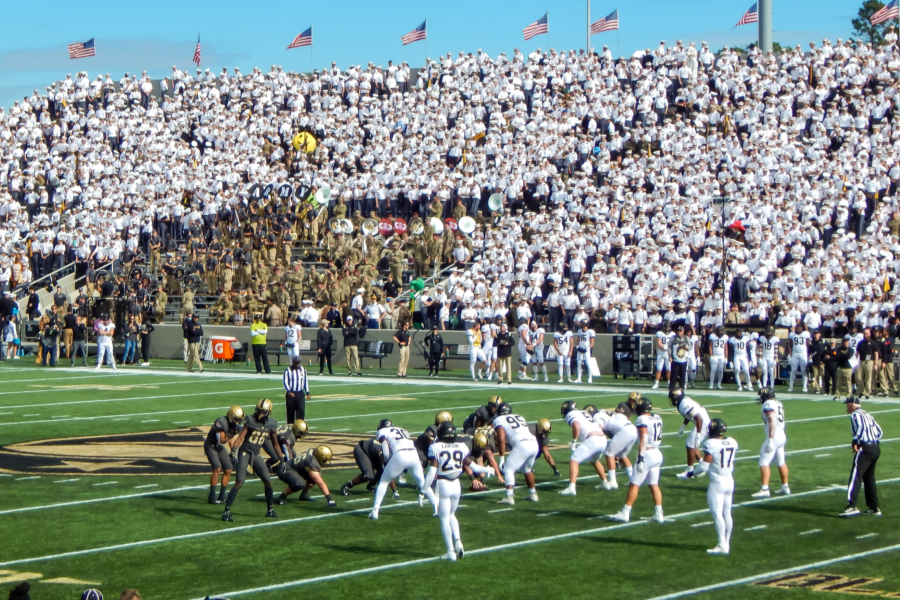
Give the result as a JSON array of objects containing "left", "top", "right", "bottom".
[
  {"left": 366, "top": 481, "right": 377, "bottom": 492},
  {"left": 341, "top": 482, "right": 352, "bottom": 496},
  {"left": 299, "top": 491, "right": 315, "bottom": 501},
  {"left": 222, "top": 510, "right": 234, "bottom": 522},
  {"left": 838, "top": 506, "right": 860, "bottom": 518},
  {"left": 864, "top": 508, "right": 882, "bottom": 516},
  {"left": 275, "top": 494, "right": 286, "bottom": 505},
  {"left": 208, "top": 491, "right": 217, "bottom": 504},
  {"left": 265, "top": 508, "right": 278, "bottom": 518}
]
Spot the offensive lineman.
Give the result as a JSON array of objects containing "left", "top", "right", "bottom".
[
  {"left": 787, "top": 324, "right": 811, "bottom": 393},
  {"left": 751, "top": 388, "right": 790, "bottom": 497},
  {"left": 559, "top": 401, "right": 608, "bottom": 496},
  {"left": 651, "top": 321, "right": 674, "bottom": 389},
  {"left": 759, "top": 327, "right": 780, "bottom": 389},
  {"left": 423, "top": 422, "right": 496, "bottom": 561},
  {"left": 693, "top": 418, "right": 738, "bottom": 555},
  {"left": 553, "top": 323, "right": 574, "bottom": 383},
  {"left": 708, "top": 326, "right": 729, "bottom": 390},
  {"left": 204, "top": 405, "right": 244, "bottom": 504},
  {"left": 599, "top": 402, "right": 638, "bottom": 489},
  {"left": 466, "top": 322, "right": 488, "bottom": 381},
  {"left": 494, "top": 402, "right": 540, "bottom": 504},
  {"left": 340, "top": 436, "right": 399, "bottom": 497},
  {"left": 671, "top": 388, "right": 711, "bottom": 480},
  {"left": 731, "top": 330, "right": 753, "bottom": 391},
  {"left": 274, "top": 445, "right": 338, "bottom": 507},
  {"left": 609, "top": 399, "right": 665, "bottom": 523},
  {"left": 529, "top": 320, "right": 549, "bottom": 382},
  {"left": 369, "top": 419, "right": 438, "bottom": 520},
  {"left": 463, "top": 395, "right": 502, "bottom": 431}
]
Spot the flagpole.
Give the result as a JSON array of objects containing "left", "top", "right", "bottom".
[
  {"left": 587, "top": 0, "right": 590, "bottom": 54},
  {"left": 547, "top": 11, "right": 550, "bottom": 50},
  {"left": 425, "top": 19, "right": 428, "bottom": 68}
]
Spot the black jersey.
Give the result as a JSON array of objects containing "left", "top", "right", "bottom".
[
  {"left": 463, "top": 405, "right": 493, "bottom": 431},
  {"left": 205, "top": 416, "right": 241, "bottom": 447},
  {"left": 240, "top": 414, "right": 278, "bottom": 454}
]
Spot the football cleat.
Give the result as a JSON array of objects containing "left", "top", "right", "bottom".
[
  {"left": 839, "top": 506, "right": 860, "bottom": 518},
  {"left": 368, "top": 510, "right": 379, "bottom": 520},
  {"left": 221, "top": 510, "right": 234, "bottom": 522},
  {"left": 265, "top": 509, "right": 278, "bottom": 518},
  {"left": 341, "top": 482, "right": 352, "bottom": 496},
  {"left": 707, "top": 545, "right": 730, "bottom": 555},
  {"left": 454, "top": 539, "right": 465, "bottom": 559},
  {"left": 275, "top": 493, "right": 287, "bottom": 505},
  {"left": 751, "top": 489, "right": 771, "bottom": 498},
  {"left": 441, "top": 551, "right": 458, "bottom": 562},
  {"left": 559, "top": 487, "right": 577, "bottom": 496},
  {"left": 596, "top": 480, "right": 614, "bottom": 491},
  {"left": 526, "top": 493, "right": 539, "bottom": 502},
  {"left": 609, "top": 511, "right": 630, "bottom": 523},
  {"left": 650, "top": 513, "right": 665, "bottom": 524},
  {"left": 398, "top": 475, "right": 407, "bottom": 484},
  {"left": 497, "top": 495, "right": 516, "bottom": 505},
  {"left": 393, "top": 489, "right": 401, "bottom": 499},
  {"left": 676, "top": 470, "right": 693, "bottom": 479},
  {"left": 776, "top": 486, "right": 791, "bottom": 495}
]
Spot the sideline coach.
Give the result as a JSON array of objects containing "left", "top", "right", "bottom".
[
  {"left": 839, "top": 396, "right": 883, "bottom": 518},
  {"left": 283, "top": 355, "right": 310, "bottom": 424}
]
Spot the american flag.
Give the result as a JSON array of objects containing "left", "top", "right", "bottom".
[
  {"left": 287, "top": 27, "right": 313, "bottom": 49},
  {"left": 523, "top": 12, "right": 549, "bottom": 41},
  {"left": 193, "top": 36, "right": 202, "bottom": 67},
  {"left": 871, "top": 0, "right": 899, "bottom": 24},
  {"left": 734, "top": 2, "right": 758, "bottom": 27},
  {"left": 590, "top": 9, "right": 619, "bottom": 34},
  {"left": 67, "top": 39, "right": 95, "bottom": 59},
  {"left": 401, "top": 21, "right": 427, "bottom": 45}
]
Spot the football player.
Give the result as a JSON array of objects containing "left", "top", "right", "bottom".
[
  {"left": 529, "top": 418, "right": 560, "bottom": 476},
  {"left": 651, "top": 321, "right": 674, "bottom": 389},
  {"left": 708, "top": 325, "right": 729, "bottom": 390},
  {"left": 462, "top": 396, "right": 501, "bottom": 431},
  {"left": 609, "top": 399, "right": 665, "bottom": 523},
  {"left": 274, "top": 445, "right": 337, "bottom": 506},
  {"left": 787, "top": 324, "right": 811, "bottom": 393},
  {"left": 221, "top": 399, "right": 287, "bottom": 522},
  {"left": 423, "top": 422, "right": 496, "bottom": 561},
  {"left": 692, "top": 418, "right": 738, "bottom": 555},
  {"left": 759, "top": 327, "right": 780, "bottom": 389},
  {"left": 262, "top": 420, "right": 308, "bottom": 467},
  {"left": 670, "top": 388, "right": 711, "bottom": 480},
  {"left": 204, "top": 405, "right": 245, "bottom": 504},
  {"left": 553, "top": 322, "right": 574, "bottom": 383},
  {"left": 731, "top": 330, "right": 753, "bottom": 391},
  {"left": 340, "top": 437, "right": 399, "bottom": 497},
  {"left": 466, "top": 323, "right": 488, "bottom": 381},
  {"left": 457, "top": 428, "right": 504, "bottom": 490},
  {"left": 574, "top": 321, "right": 596, "bottom": 384},
  {"left": 494, "top": 402, "right": 540, "bottom": 504},
  {"left": 559, "top": 401, "right": 608, "bottom": 496},
  {"left": 369, "top": 419, "right": 438, "bottom": 520},
  {"left": 529, "top": 320, "right": 549, "bottom": 382},
  {"left": 599, "top": 402, "right": 638, "bottom": 489},
  {"left": 517, "top": 318, "right": 534, "bottom": 381},
  {"left": 751, "top": 388, "right": 790, "bottom": 497},
  {"left": 416, "top": 411, "right": 453, "bottom": 467}
]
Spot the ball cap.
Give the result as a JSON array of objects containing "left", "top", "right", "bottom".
[
  {"left": 346, "top": 316, "right": 353, "bottom": 322},
  {"left": 843, "top": 334, "right": 852, "bottom": 341},
  {"left": 843, "top": 396, "right": 861, "bottom": 405}
]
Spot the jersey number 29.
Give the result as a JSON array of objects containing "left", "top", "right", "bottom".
[{"left": 439, "top": 450, "right": 464, "bottom": 472}]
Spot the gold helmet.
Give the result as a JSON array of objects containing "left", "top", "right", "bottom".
[
  {"left": 435, "top": 411, "right": 453, "bottom": 425},
  {"left": 487, "top": 395, "right": 502, "bottom": 412},
  {"left": 291, "top": 419, "right": 309, "bottom": 439},
  {"left": 473, "top": 431, "right": 489, "bottom": 450},
  {"left": 313, "top": 445, "right": 333, "bottom": 464},
  {"left": 536, "top": 418, "right": 552, "bottom": 435},
  {"left": 626, "top": 392, "right": 642, "bottom": 411},
  {"left": 255, "top": 398, "right": 273, "bottom": 420},
  {"left": 226, "top": 405, "right": 245, "bottom": 425}
]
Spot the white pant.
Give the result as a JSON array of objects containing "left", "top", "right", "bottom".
[
  {"left": 286, "top": 345, "right": 300, "bottom": 362},
  {"left": 436, "top": 478, "right": 462, "bottom": 555},
  {"left": 759, "top": 357, "right": 778, "bottom": 388},
  {"left": 532, "top": 345, "right": 545, "bottom": 364},
  {"left": 557, "top": 355, "right": 571, "bottom": 377},
  {"left": 373, "top": 449, "right": 437, "bottom": 512},
  {"left": 469, "top": 349, "right": 487, "bottom": 378},
  {"left": 96, "top": 341, "right": 115, "bottom": 367},
  {"left": 733, "top": 355, "right": 751, "bottom": 387},
  {"left": 707, "top": 477, "right": 735, "bottom": 549},
  {"left": 576, "top": 351, "right": 592, "bottom": 381},
  {"left": 518, "top": 345, "right": 531, "bottom": 365},
  {"left": 605, "top": 425, "right": 638, "bottom": 458},
  {"left": 656, "top": 354, "right": 671, "bottom": 373},
  {"left": 758, "top": 431, "right": 787, "bottom": 468},
  {"left": 789, "top": 356, "right": 808, "bottom": 388},
  {"left": 686, "top": 418, "right": 710, "bottom": 450},
  {"left": 571, "top": 435, "right": 607, "bottom": 464},
  {"left": 630, "top": 447, "right": 663, "bottom": 487},
  {"left": 481, "top": 342, "right": 494, "bottom": 361},
  {"left": 503, "top": 438, "right": 539, "bottom": 486},
  {"left": 709, "top": 356, "right": 726, "bottom": 384}
]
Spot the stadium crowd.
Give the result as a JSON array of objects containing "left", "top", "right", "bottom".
[{"left": 1, "top": 33, "right": 900, "bottom": 348}]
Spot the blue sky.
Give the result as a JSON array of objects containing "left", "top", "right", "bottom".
[{"left": 0, "top": 0, "right": 866, "bottom": 109}]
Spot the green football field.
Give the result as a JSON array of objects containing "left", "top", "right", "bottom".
[{"left": 1, "top": 359, "right": 899, "bottom": 600}]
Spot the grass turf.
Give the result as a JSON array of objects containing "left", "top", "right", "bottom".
[{"left": 0, "top": 360, "right": 898, "bottom": 600}]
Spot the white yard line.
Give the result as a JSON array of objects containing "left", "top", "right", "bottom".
[
  {"left": 93, "top": 482, "right": 118, "bottom": 487},
  {"left": 799, "top": 529, "right": 822, "bottom": 535},
  {"left": 134, "top": 484, "right": 158, "bottom": 489},
  {"left": 690, "top": 521, "right": 713, "bottom": 528},
  {"left": 744, "top": 525, "right": 767, "bottom": 531},
  {"left": 536, "top": 512, "right": 559, "bottom": 517},
  {"left": 53, "top": 479, "right": 80, "bottom": 484},
  {"left": 488, "top": 508, "right": 513, "bottom": 513},
  {"left": 14, "top": 476, "right": 40, "bottom": 481},
  {"left": 815, "top": 454, "right": 831, "bottom": 458},
  {"left": 857, "top": 533, "right": 878, "bottom": 539}
]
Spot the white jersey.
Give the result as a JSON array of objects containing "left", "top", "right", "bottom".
[
  {"left": 732, "top": 335, "right": 750, "bottom": 357},
  {"left": 576, "top": 328, "right": 595, "bottom": 351},
  {"left": 97, "top": 322, "right": 115, "bottom": 342},
  {"left": 565, "top": 410, "right": 601, "bottom": 442},
  {"left": 517, "top": 324, "right": 531, "bottom": 347},
  {"left": 789, "top": 331, "right": 810, "bottom": 359},
  {"left": 677, "top": 396, "right": 709, "bottom": 423},
  {"left": 466, "top": 328, "right": 482, "bottom": 350},
  {"left": 284, "top": 324, "right": 302, "bottom": 345},
  {"left": 748, "top": 339, "right": 758, "bottom": 363},
  {"left": 709, "top": 333, "right": 729, "bottom": 357},
  {"left": 760, "top": 336, "right": 779, "bottom": 360},
  {"left": 428, "top": 440, "right": 470, "bottom": 480},
  {"left": 761, "top": 399, "right": 786, "bottom": 436},
  {"left": 376, "top": 426, "right": 416, "bottom": 455},
  {"left": 702, "top": 437, "right": 739, "bottom": 481},
  {"left": 481, "top": 323, "right": 493, "bottom": 347},
  {"left": 493, "top": 413, "right": 536, "bottom": 448},
  {"left": 554, "top": 331, "right": 573, "bottom": 354},
  {"left": 531, "top": 327, "right": 545, "bottom": 348},
  {"left": 592, "top": 409, "right": 614, "bottom": 431},
  {"left": 656, "top": 331, "right": 675, "bottom": 357},
  {"left": 602, "top": 412, "right": 632, "bottom": 437},
  {"left": 635, "top": 413, "right": 663, "bottom": 449}
]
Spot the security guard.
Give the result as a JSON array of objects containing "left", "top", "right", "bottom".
[{"left": 839, "top": 397, "right": 883, "bottom": 517}]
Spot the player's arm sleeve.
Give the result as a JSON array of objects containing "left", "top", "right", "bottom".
[
  {"left": 423, "top": 464, "right": 438, "bottom": 491},
  {"left": 466, "top": 456, "right": 494, "bottom": 477},
  {"left": 380, "top": 439, "right": 392, "bottom": 464}
]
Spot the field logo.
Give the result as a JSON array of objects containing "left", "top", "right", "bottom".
[{"left": 755, "top": 573, "right": 892, "bottom": 595}]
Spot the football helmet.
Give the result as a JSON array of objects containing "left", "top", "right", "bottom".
[
  {"left": 715, "top": 325, "right": 725, "bottom": 336},
  {"left": 435, "top": 411, "right": 453, "bottom": 425},
  {"left": 487, "top": 395, "right": 502, "bottom": 412},
  {"left": 496, "top": 402, "right": 512, "bottom": 416},
  {"left": 226, "top": 405, "right": 245, "bottom": 425},
  {"left": 635, "top": 399, "right": 653, "bottom": 416},
  {"left": 708, "top": 418, "right": 728, "bottom": 439},
  {"left": 583, "top": 404, "right": 599, "bottom": 417},
  {"left": 765, "top": 326, "right": 774, "bottom": 336},
  {"left": 254, "top": 398, "right": 273, "bottom": 421},
  {"left": 626, "top": 391, "right": 642, "bottom": 411},
  {"left": 378, "top": 418, "right": 393, "bottom": 430},
  {"left": 291, "top": 419, "right": 309, "bottom": 439},
  {"left": 669, "top": 388, "right": 685, "bottom": 407},
  {"left": 536, "top": 418, "right": 552, "bottom": 435},
  {"left": 313, "top": 445, "right": 333, "bottom": 464},
  {"left": 616, "top": 402, "right": 633, "bottom": 417},
  {"left": 757, "top": 387, "right": 775, "bottom": 403},
  {"left": 560, "top": 400, "right": 577, "bottom": 416},
  {"left": 473, "top": 431, "right": 489, "bottom": 450},
  {"left": 437, "top": 421, "right": 457, "bottom": 442}
]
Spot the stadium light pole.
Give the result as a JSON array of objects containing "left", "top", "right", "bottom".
[{"left": 758, "top": 0, "right": 773, "bottom": 53}]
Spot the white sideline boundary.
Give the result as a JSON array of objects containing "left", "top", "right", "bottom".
[{"left": 195, "top": 479, "right": 900, "bottom": 599}]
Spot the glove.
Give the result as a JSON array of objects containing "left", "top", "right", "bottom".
[
  {"left": 229, "top": 451, "right": 238, "bottom": 464},
  {"left": 234, "top": 423, "right": 244, "bottom": 433},
  {"left": 552, "top": 466, "right": 561, "bottom": 477},
  {"left": 498, "top": 456, "right": 506, "bottom": 471},
  {"left": 728, "top": 361, "right": 733, "bottom": 369},
  {"left": 636, "top": 456, "right": 645, "bottom": 475},
  {"left": 763, "top": 440, "right": 773, "bottom": 454},
  {"left": 569, "top": 440, "right": 579, "bottom": 451},
  {"left": 484, "top": 467, "right": 496, "bottom": 478},
  {"left": 677, "top": 424, "right": 685, "bottom": 438}
]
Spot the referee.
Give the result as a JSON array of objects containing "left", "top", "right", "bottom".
[
  {"left": 283, "top": 355, "right": 310, "bottom": 424},
  {"left": 839, "top": 396, "right": 883, "bottom": 517}
]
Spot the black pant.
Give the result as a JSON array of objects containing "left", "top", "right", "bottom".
[
  {"left": 140, "top": 336, "right": 151, "bottom": 362},
  {"left": 285, "top": 392, "right": 306, "bottom": 424},
  {"left": 252, "top": 345, "right": 271, "bottom": 374},
  {"left": 428, "top": 352, "right": 442, "bottom": 373},
  {"left": 318, "top": 351, "right": 333, "bottom": 374},
  {"left": 848, "top": 443, "right": 880, "bottom": 510},
  {"left": 670, "top": 361, "right": 688, "bottom": 391},
  {"left": 823, "top": 365, "right": 838, "bottom": 395}
]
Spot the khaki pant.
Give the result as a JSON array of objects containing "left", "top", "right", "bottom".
[
  {"left": 499, "top": 356, "right": 513, "bottom": 383},
  {"left": 857, "top": 360, "right": 875, "bottom": 396},
  {"left": 810, "top": 364, "right": 824, "bottom": 390},
  {"left": 62, "top": 329, "right": 74, "bottom": 358},
  {"left": 397, "top": 345, "right": 410, "bottom": 376},
  {"left": 879, "top": 361, "right": 896, "bottom": 394},
  {"left": 837, "top": 367, "right": 854, "bottom": 398},
  {"left": 345, "top": 345, "right": 360, "bottom": 374},
  {"left": 186, "top": 341, "right": 204, "bottom": 372}
]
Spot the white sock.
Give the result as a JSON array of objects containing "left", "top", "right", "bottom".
[
  {"left": 655, "top": 504, "right": 664, "bottom": 516},
  {"left": 608, "top": 470, "right": 616, "bottom": 484},
  {"left": 622, "top": 505, "right": 632, "bottom": 517},
  {"left": 760, "top": 485, "right": 769, "bottom": 491}
]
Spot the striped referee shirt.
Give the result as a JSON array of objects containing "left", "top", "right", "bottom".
[
  {"left": 283, "top": 367, "right": 309, "bottom": 395},
  {"left": 851, "top": 408, "right": 883, "bottom": 445}
]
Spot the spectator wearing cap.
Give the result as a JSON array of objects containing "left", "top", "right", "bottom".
[
  {"left": 834, "top": 335, "right": 856, "bottom": 401},
  {"left": 342, "top": 316, "right": 365, "bottom": 376},
  {"left": 316, "top": 319, "right": 334, "bottom": 375},
  {"left": 184, "top": 312, "right": 204, "bottom": 373},
  {"left": 364, "top": 294, "right": 385, "bottom": 329}
]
